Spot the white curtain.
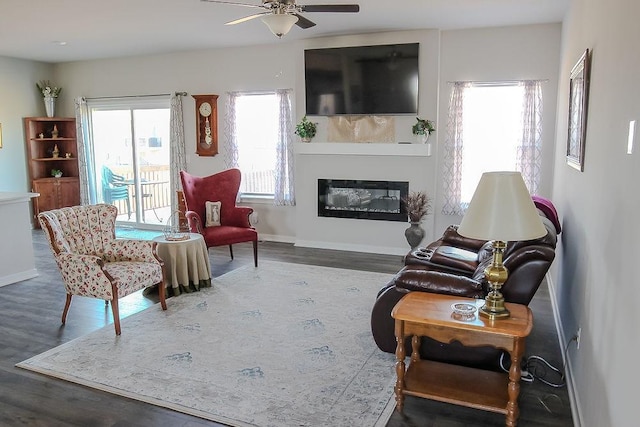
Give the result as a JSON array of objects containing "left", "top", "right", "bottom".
[
  {"left": 516, "top": 80, "right": 543, "bottom": 195},
  {"left": 223, "top": 92, "right": 239, "bottom": 169},
  {"left": 442, "top": 80, "right": 543, "bottom": 215},
  {"left": 442, "top": 82, "right": 468, "bottom": 216},
  {"left": 274, "top": 89, "right": 295, "bottom": 206},
  {"left": 170, "top": 93, "right": 187, "bottom": 212},
  {"left": 74, "top": 97, "right": 94, "bottom": 204}
]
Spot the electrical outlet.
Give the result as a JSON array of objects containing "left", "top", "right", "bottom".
[{"left": 575, "top": 327, "right": 582, "bottom": 349}]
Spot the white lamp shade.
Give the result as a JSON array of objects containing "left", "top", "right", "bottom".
[
  {"left": 261, "top": 13, "right": 298, "bottom": 38},
  {"left": 457, "top": 171, "right": 547, "bottom": 242}
]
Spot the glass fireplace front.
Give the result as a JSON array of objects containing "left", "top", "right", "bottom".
[{"left": 317, "top": 179, "right": 409, "bottom": 222}]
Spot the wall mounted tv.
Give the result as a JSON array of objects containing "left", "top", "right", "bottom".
[{"left": 304, "top": 43, "right": 419, "bottom": 116}]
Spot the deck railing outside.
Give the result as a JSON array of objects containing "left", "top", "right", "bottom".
[{"left": 110, "top": 165, "right": 171, "bottom": 224}]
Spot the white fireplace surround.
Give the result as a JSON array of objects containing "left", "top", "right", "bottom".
[{"left": 295, "top": 142, "right": 434, "bottom": 256}]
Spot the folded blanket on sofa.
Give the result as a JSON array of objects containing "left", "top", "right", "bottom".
[{"left": 532, "top": 195, "right": 561, "bottom": 234}]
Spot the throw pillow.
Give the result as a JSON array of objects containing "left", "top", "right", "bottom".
[{"left": 205, "top": 201, "right": 222, "bottom": 227}]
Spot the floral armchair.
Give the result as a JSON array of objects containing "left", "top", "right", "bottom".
[{"left": 38, "top": 204, "right": 167, "bottom": 335}]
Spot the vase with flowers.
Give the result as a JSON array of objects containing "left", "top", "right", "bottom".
[
  {"left": 36, "top": 80, "right": 62, "bottom": 118},
  {"left": 402, "top": 191, "right": 432, "bottom": 249}
]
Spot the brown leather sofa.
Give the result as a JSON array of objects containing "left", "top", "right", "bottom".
[{"left": 371, "top": 208, "right": 559, "bottom": 371}]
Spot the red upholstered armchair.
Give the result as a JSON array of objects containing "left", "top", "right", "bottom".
[{"left": 179, "top": 169, "right": 258, "bottom": 267}]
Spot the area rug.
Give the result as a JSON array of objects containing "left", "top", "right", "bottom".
[{"left": 17, "top": 261, "right": 397, "bottom": 427}]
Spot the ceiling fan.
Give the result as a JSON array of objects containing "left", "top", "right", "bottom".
[{"left": 201, "top": 0, "right": 360, "bottom": 37}]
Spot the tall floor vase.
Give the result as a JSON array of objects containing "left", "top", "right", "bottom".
[
  {"left": 44, "top": 96, "right": 56, "bottom": 118},
  {"left": 404, "top": 222, "right": 426, "bottom": 249}
]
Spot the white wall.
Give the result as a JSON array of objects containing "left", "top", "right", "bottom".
[
  {"left": 53, "top": 25, "right": 562, "bottom": 254},
  {"left": 293, "top": 30, "right": 441, "bottom": 254},
  {"left": 553, "top": 1, "right": 639, "bottom": 426},
  {"left": 0, "top": 56, "right": 53, "bottom": 193},
  {"left": 435, "top": 24, "right": 562, "bottom": 235},
  {"left": 55, "top": 43, "right": 300, "bottom": 241}
]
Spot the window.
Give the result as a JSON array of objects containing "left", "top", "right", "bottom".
[
  {"left": 225, "top": 90, "right": 295, "bottom": 206},
  {"left": 89, "top": 98, "right": 171, "bottom": 227},
  {"left": 234, "top": 93, "right": 279, "bottom": 195},
  {"left": 460, "top": 85, "right": 525, "bottom": 203},
  {"left": 443, "top": 81, "right": 543, "bottom": 216}
]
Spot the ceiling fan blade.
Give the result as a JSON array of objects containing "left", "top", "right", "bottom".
[
  {"left": 301, "top": 4, "right": 360, "bottom": 13},
  {"left": 225, "top": 12, "right": 269, "bottom": 25},
  {"left": 294, "top": 13, "right": 316, "bottom": 29},
  {"left": 201, "top": 0, "right": 267, "bottom": 9}
]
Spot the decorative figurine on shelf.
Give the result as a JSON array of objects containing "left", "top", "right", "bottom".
[
  {"left": 39, "top": 132, "right": 44, "bottom": 139},
  {"left": 52, "top": 144, "right": 60, "bottom": 158},
  {"left": 65, "top": 152, "right": 72, "bottom": 158},
  {"left": 51, "top": 125, "right": 59, "bottom": 139}
]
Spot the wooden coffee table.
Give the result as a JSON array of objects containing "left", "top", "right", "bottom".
[{"left": 392, "top": 292, "right": 533, "bottom": 427}]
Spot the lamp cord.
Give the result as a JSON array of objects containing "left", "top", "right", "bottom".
[{"left": 499, "top": 337, "right": 575, "bottom": 388}]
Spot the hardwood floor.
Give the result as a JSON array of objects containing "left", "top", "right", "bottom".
[{"left": 0, "top": 230, "right": 574, "bottom": 426}]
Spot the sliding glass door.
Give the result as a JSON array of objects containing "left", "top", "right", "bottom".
[{"left": 89, "top": 98, "right": 170, "bottom": 229}]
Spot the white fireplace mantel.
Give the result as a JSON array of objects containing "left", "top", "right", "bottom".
[
  {"left": 294, "top": 143, "right": 434, "bottom": 255},
  {"left": 295, "top": 142, "right": 432, "bottom": 157}
]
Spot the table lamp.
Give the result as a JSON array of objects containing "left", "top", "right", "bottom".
[{"left": 457, "top": 171, "right": 547, "bottom": 319}]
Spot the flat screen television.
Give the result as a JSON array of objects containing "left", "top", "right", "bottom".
[{"left": 304, "top": 43, "right": 419, "bottom": 116}]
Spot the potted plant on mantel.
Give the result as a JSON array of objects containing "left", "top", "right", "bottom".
[
  {"left": 295, "top": 116, "right": 317, "bottom": 142},
  {"left": 402, "top": 191, "right": 432, "bottom": 249},
  {"left": 412, "top": 117, "right": 435, "bottom": 146}
]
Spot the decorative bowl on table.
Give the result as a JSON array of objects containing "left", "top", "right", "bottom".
[
  {"left": 163, "top": 211, "right": 190, "bottom": 241},
  {"left": 451, "top": 302, "right": 477, "bottom": 321}
]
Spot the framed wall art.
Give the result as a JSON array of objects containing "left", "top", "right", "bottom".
[{"left": 566, "top": 48, "right": 591, "bottom": 171}]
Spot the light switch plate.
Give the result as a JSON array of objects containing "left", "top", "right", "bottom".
[{"left": 628, "top": 120, "right": 636, "bottom": 154}]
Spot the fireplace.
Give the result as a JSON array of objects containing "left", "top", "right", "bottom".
[{"left": 318, "top": 179, "right": 409, "bottom": 222}]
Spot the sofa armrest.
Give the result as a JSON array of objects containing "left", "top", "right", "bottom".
[
  {"left": 56, "top": 253, "right": 113, "bottom": 299},
  {"left": 393, "top": 267, "right": 485, "bottom": 299},
  {"left": 226, "top": 206, "right": 253, "bottom": 228},
  {"left": 440, "top": 225, "right": 487, "bottom": 251}
]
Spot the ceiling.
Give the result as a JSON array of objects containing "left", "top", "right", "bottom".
[{"left": 0, "top": 0, "right": 568, "bottom": 64}]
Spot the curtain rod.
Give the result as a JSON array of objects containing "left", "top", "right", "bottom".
[
  {"left": 84, "top": 91, "right": 187, "bottom": 100},
  {"left": 446, "top": 79, "right": 549, "bottom": 86}
]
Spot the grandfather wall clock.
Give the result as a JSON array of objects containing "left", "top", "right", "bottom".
[{"left": 192, "top": 94, "right": 219, "bottom": 156}]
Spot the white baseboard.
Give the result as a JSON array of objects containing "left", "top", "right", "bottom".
[
  {"left": 294, "top": 239, "right": 407, "bottom": 256},
  {"left": 258, "top": 234, "right": 407, "bottom": 256},
  {"left": 546, "top": 273, "right": 583, "bottom": 427},
  {"left": 258, "top": 234, "right": 295, "bottom": 244},
  {"left": 0, "top": 269, "right": 39, "bottom": 288}
]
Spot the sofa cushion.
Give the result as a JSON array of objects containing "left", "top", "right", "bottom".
[{"left": 428, "top": 245, "right": 480, "bottom": 273}]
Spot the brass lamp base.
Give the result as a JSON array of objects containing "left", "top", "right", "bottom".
[
  {"left": 479, "top": 293, "right": 511, "bottom": 319},
  {"left": 479, "top": 240, "right": 510, "bottom": 320}
]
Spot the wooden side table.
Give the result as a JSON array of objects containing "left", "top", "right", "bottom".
[{"left": 392, "top": 292, "right": 533, "bottom": 427}]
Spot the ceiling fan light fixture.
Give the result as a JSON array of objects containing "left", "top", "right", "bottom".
[{"left": 261, "top": 13, "right": 299, "bottom": 38}]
